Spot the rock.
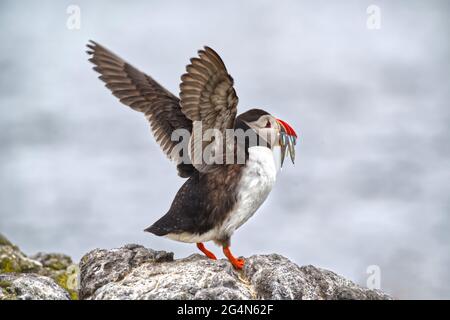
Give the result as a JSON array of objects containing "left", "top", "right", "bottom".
[
  {"left": 79, "top": 244, "right": 174, "bottom": 299},
  {"left": 0, "top": 237, "right": 42, "bottom": 274},
  {"left": 0, "top": 233, "right": 78, "bottom": 300},
  {"left": 0, "top": 234, "right": 13, "bottom": 247},
  {"left": 245, "top": 255, "right": 390, "bottom": 300},
  {"left": 1, "top": 233, "right": 391, "bottom": 300},
  {"left": 31, "top": 252, "right": 73, "bottom": 271},
  {"left": 79, "top": 244, "right": 391, "bottom": 300},
  {"left": 31, "top": 252, "right": 79, "bottom": 300},
  {"left": 0, "top": 273, "right": 70, "bottom": 300}
]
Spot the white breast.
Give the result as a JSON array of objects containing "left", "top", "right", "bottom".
[
  {"left": 165, "top": 146, "right": 279, "bottom": 244},
  {"left": 219, "top": 146, "right": 278, "bottom": 238}
]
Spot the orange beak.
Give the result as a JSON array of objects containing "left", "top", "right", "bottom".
[{"left": 276, "top": 118, "right": 297, "bottom": 138}]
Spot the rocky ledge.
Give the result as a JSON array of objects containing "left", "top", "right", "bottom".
[
  {"left": 79, "top": 244, "right": 391, "bottom": 300},
  {"left": 0, "top": 234, "right": 77, "bottom": 300},
  {"left": 1, "top": 233, "right": 391, "bottom": 300}
]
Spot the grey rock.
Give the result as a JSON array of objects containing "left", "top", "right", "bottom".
[
  {"left": 0, "top": 234, "right": 13, "bottom": 247},
  {"left": 79, "top": 244, "right": 391, "bottom": 300},
  {"left": 0, "top": 235, "right": 42, "bottom": 274},
  {"left": 79, "top": 244, "right": 173, "bottom": 299},
  {"left": 31, "top": 252, "right": 73, "bottom": 271},
  {"left": 0, "top": 233, "right": 79, "bottom": 300},
  {"left": 30, "top": 252, "right": 79, "bottom": 300},
  {"left": 0, "top": 273, "right": 70, "bottom": 300}
]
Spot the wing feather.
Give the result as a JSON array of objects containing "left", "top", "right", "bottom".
[
  {"left": 87, "top": 41, "right": 194, "bottom": 176},
  {"left": 179, "top": 46, "right": 239, "bottom": 171}
]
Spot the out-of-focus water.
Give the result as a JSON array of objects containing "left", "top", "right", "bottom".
[{"left": 0, "top": 0, "right": 449, "bottom": 299}]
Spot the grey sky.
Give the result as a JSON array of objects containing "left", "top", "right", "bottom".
[{"left": 0, "top": 0, "right": 449, "bottom": 299}]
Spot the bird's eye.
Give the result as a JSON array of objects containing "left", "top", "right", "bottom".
[{"left": 265, "top": 120, "right": 271, "bottom": 128}]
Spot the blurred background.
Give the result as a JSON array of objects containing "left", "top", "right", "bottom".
[{"left": 0, "top": 0, "right": 449, "bottom": 299}]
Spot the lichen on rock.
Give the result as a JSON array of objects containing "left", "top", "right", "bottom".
[
  {"left": 79, "top": 244, "right": 392, "bottom": 300},
  {"left": 31, "top": 252, "right": 79, "bottom": 300},
  {"left": 0, "top": 273, "right": 70, "bottom": 300},
  {"left": 1, "top": 233, "right": 392, "bottom": 300},
  {"left": 0, "top": 237, "right": 42, "bottom": 274},
  {"left": 0, "top": 233, "right": 79, "bottom": 300},
  {"left": 0, "top": 234, "right": 13, "bottom": 247}
]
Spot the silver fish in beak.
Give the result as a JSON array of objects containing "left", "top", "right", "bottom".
[{"left": 276, "top": 118, "right": 297, "bottom": 167}]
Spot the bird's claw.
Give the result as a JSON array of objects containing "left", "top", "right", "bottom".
[{"left": 232, "top": 258, "right": 245, "bottom": 270}]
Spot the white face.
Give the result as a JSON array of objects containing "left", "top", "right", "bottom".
[
  {"left": 245, "top": 114, "right": 280, "bottom": 148},
  {"left": 244, "top": 114, "right": 297, "bottom": 166}
]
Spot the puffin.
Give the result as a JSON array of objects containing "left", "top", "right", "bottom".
[{"left": 87, "top": 41, "right": 297, "bottom": 269}]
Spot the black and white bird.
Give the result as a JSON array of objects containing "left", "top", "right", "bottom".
[{"left": 87, "top": 42, "right": 297, "bottom": 269}]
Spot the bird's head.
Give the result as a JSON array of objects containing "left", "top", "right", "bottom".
[{"left": 235, "top": 108, "right": 298, "bottom": 166}]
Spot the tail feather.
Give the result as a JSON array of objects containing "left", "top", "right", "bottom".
[{"left": 144, "top": 224, "right": 169, "bottom": 236}]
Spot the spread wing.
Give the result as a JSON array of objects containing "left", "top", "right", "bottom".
[
  {"left": 180, "top": 47, "right": 239, "bottom": 171},
  {"left": 86, "top": 41, "right": 194, "bottom": 176}
]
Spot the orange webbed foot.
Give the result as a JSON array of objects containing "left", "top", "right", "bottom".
[
  {"left": 196, "top": 242, "right": 217, "bottom": 260},
  {"left": 223, "top": 246, "right": 245, "bottom": 270},
  {"left": 232, "top": 258, "right": 245, "bottom": 270}
]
